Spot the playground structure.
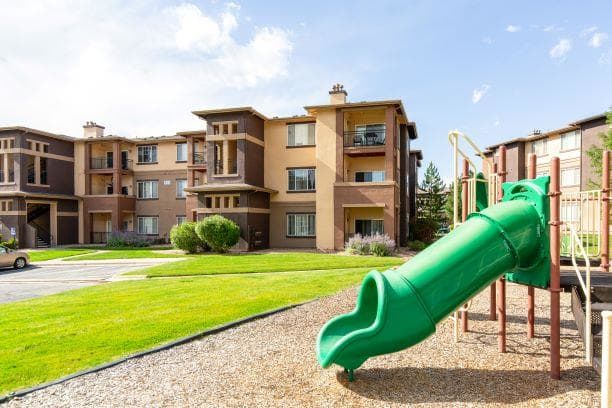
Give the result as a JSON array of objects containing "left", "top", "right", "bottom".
[{"left": 316, "top": 130, "right": 611, "bottom": 404}]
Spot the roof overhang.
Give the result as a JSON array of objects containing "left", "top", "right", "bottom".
[
  {"left": 0, "top": 126, "right": 75, "bottom": 142},
  {"left": 191, "top": 107, "right": 268, "bottom": 121},
  {"left": 303, "top": 100, "right": 409, "bottom": 123}
]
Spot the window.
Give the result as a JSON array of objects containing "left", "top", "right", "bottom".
[
  {"left": 137, "top": 145, "right": 157, "bottom": 163},
  {"left": 176, "top": 216, "right": 187, "bottom": 225},
  {"left": 355, "top": 219, "right": 384, "bottom": 236},
  {"left": 176, "top": 143, "right": 187, "bottom": 162},
  {"left": 355, "top": 171, "right": 385, "bottom": 182},
  {"left": 233, "top": 196, "right": 240, "bottom": 208},
  {"left": 536, "top": 171, "right": 549, "bottom": 178},
  {"left": 288, "top": 168, "right": 315, "bottom": 191},
  {"left": 0, "top": 200, "right": 12, "bottom": 212},
  {"left": 40, "top": 158, "right": 47, "bottom": 185},
  {"left": 287, "top": 213, "right": 315, "bottom": 237},
  {"left": 205, "top": 197, "right": 212, "bottom": 208},
  {"left": 287, "top": 123, "right": 315, "bottom": 146},
  {"left": 176, "top": 179, "right": 187, "bottom": 198},
  {"left": 137, "top": 217, "right": 158, "bottom": 235},
  {"left": 531, "top": 139, "right": 547, "bottom": 156},
  {"left": 561, "top": 202, "right": 580, "bottom": 223},
  {"left": 561, "top": 167, "right": 580, "bottom": 187},
  {"left": 560, "top": 130, "right": 580, "bottom": 151},
  {"left": 137, "top": 180, "right": 158, "bottom": 199}
]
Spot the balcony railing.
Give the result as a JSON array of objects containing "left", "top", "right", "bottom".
[
  {"left": 343, "top": 130, "right": 386, "bottom": 148},
  {"left": 214, "top": 159, "right": 238, "bottom": 175},
  {"left": 90, "top": 157, "right": 133, "bottom": 170},
  {"left": 193, "top": 152, "right": 206, "bottom": 165}
]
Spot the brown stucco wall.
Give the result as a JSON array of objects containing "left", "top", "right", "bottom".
[
  {"left": 580, "top": 116, "right": 608, "bottom": 188},
  {"left": 269, "top": 201, "right": 316, "bottom": 248}
]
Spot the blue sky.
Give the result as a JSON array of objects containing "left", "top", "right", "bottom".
[{"left": 1, "top": 1, "right": 610, "bottom": 181}]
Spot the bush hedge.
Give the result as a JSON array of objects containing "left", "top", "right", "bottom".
[
  {"left": 345, "top": 233, "right": 395, "bottom": 256},
  {"left": 195, "top": 215, "right": 240, "bottom": 253},
  {"left": 170, "top": 222, "right": 206, "bottom": 254}
]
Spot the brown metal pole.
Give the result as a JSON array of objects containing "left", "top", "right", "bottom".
[
  {"left": 497, "top": 146, "right": 507, "bottom": 353},
  {"left": 461, "top": 159, "right": 469, "bottom": 332},
  {"left": 549, "top": 156, "right": 561, "bottom": 380},
  {"left": 489, "top": 162, "right": 498, "bottom": 321},
  {"left": 602, "top": 150, "right": 610, "bottom": 272},
  {"left": 527, "top": 153, "right": 536, "bottom": 339}
]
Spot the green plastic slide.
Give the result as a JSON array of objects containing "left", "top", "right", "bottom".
[{"left": 316, "top": 177, "right": 550, "bottom": 377}]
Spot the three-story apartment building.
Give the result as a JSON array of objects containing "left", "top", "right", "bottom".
[
  {"left": 0, "top": 85, "right": 421, "bottom": 249},
  {"left": 185, "top": 85, "right": 418, "bottom": 251}
]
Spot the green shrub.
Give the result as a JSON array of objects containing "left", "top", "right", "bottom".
[
  {"left": 2, "top": 238, "right": 18, "bottom": 249},
  {"left": 409, "top": 218, "right": 439, "bottom": 243},
  {"left": 195, "top": 215, "right": 240, "bottom": 253},
  {"left": 106, "top": 232, "right": 150, "bottom": 248},
  {"left": 170, "top": 222, "right": 205, "bottom": 254},
  {"left": 345, "top": 233, "right": 395, "bottom": 256},
  {"left": 407, "top": 240, "right": 426, "bottom": 251}
]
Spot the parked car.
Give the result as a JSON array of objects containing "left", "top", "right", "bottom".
[{"left": 0, "top": 245, "right": 29, "bottom": 269}]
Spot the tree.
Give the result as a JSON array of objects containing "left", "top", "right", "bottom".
[
  {"left": 586, "top": 109, "right": 612, "bottom": 188},
  {"left": 417, "top": 162, "right": 446, "bottom": 226},
  {"left": 444, "top": 179, "right": 461, "bottom": 223},
  {"left": 195, "top": 215, "right": 241, "bottom": 253}
]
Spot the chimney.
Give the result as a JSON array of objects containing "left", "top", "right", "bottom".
[
  {"left": 83, "top": 121, "right": 105, "bottom": 138},
  {"left": 329, "top": 83, "right": 347, "bottom": 105}
]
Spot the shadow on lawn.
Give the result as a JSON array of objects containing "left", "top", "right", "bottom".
[{"left": 336, "top": 365, "right": 598, "bottom": 404}]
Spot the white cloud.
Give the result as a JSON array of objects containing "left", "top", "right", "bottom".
[
  {"left": 600, "top": 48, "right": 612, "bottom": 64},
  {"left": 581, "top": 26, "right": 598, "bottom": 37},
  {"left": 482, "top": 37, "right": 493, "bottom": 45},
  {"left": 549, "top": 39, "right": 571, "bottom": 60},
  {"left": 472, "top": 84, "right": 491, "bottom": 104},
  {"left": 543, "top": 25, "right": 555, "bottom": 32},
  {"left": 588, "top": 32, "right": 608, "bottom": 48},
  {"left": 506, "top": 25, "right": 521, "bottom": 33},
  {"left": 0, "top": 1, "right": 294, "bottom": 136},
  {"left": 493, "top": 119, "right": 500, "bottom": 127}
]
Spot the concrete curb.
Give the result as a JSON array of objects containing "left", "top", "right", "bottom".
[{"left": 0, "top": 301, "right": 309, "bottom": 404}]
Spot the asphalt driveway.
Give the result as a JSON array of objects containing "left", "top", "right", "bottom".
[{"left": 0, "top": 259, "right": 178, "bottom": 304}]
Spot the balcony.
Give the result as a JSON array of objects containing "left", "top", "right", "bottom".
[
  {"left": 193, "top": 152, "right": 206, "bottom": 165},
  {"left": 214, "top": 159, "right": 238, "bottom": 175},
  {"left": 90, "top": 157, "right": 133, "bottom": 171},
  {"left": 343, "top": 130, "right": 386, "bottom": 147},
  {"left": 0, "top": 169, "right": 15, "bottom": 183}
]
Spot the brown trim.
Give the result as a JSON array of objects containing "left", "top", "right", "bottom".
[
  {"left": 136, "top": 161, "right": 159, "bottom": 165},
  {"left": 286, "top": 166, "right": 316, "bottom": 170},
  {"left": 286, "top": 190, "right": 316, "bottom": 193},
  {"left": 285, "top": 120, "right": 316, "bottom": 125},
  {"left": 286, "top": 145, "right": 315, "bottom": 149}
]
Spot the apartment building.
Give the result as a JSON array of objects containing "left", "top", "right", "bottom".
[
  {"left": 74, "top": 123, "right": 197, "bottom": 244},
  {"left": 184, "top": 85, "right": 419, "bottom": 251},
  {"left": 0, "top": 127, "right": 79, "bottom": 247},
  {"left": 483, "top": 113, "right": 608, "bottom": 190}
]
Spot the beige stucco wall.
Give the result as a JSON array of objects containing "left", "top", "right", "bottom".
[
  {"left": 133, "top": 140, "right": 186, "bottom": 171},
  {"left": 314, "top": 109, "right": 337, "bottom": 250},
  {"left": 264, "top": 121, "right": 316, "bottom": 202},
  {"left": 90, "top": 174, "right": 112, "bottom": 195},
  {"left": 344, "top": 156, "right": 385, "bottom": 182},
  {"left": 344, "top": 207, "right": 385, "bottom": 235},
  {"left": 74, "top": 141, "right": 85, "bottom": 196},
  {"left": 343, "top": 109, "right": 386, "bottom": 131}
]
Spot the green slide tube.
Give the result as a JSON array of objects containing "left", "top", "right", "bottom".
[{"left": 317, "top": 177, "right": 550, "bottom": 373}]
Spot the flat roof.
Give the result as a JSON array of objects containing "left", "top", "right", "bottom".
[
  {"left": 176, "top": 130, "right": 206, "bottom": 137},
  {"left": 0, "top": 126, "right": 75, "bottom": 142},
  {"left": 569, "top": 113, "right": 607, "bottom": 125},
  {"left": 184, "top": 183, "right": 277, "bottom": 194},
  {"left": 192, "top": 106, "right": 268, "bottom": 121}
]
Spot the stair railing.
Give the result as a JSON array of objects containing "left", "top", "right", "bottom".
[
  {"left": 560, "top": 189, "right": 601, "bottom": 258},
  {"left": 569, "top": 223, "right": 592, "bottom": 363}
]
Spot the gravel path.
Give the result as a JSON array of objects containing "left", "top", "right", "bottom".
[{"left": 5, "top": 283, "right": 600, "bottom": 407}]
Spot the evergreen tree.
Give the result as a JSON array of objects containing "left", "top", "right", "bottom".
[
  {"left": 586, "top": 109, "right": 612, "bottom": 188},
  {"left": 417, "top": 162, "right": 446, "bottom": 226}
]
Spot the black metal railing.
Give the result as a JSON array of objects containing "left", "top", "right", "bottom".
[
  {"left": 343, "top": 130, "right": 386, "bottom": 147},
  {"left": 91, "top": 157, "right": 113, "bottom": 169},
  {"left": 193, "top": 152, "right": 206, "bottom": 165},
  {"left": 214, "top": 159, "right": 238, "bottom": 175},
  {"left": 121, "top": 159, "right": 133, "bottom": 170}
]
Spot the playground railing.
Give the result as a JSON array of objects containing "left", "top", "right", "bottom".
[
  {"left": 569, "top": 224, "right": 592, "bottom": 364},
  {"left": 561, "top": 190, "right": 602, "bottom": 258}
]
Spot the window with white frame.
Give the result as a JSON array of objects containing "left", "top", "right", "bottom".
[
  {"left": 531, "top": 139, "right": 547, "bottom": 156},
  {"left": 355, "top": 219, "right": 384, "bottom": 236},
  {"left": 560, "top": 130, "right": 580, "bottom": 151},
  {"left": 288, "top": 168, "right": 315, "bottom": 191},
  {"left": 176, "top": 143, "right": 187, "bottom": 162},
  {"left": 287, "top": 213, "right": 315, "bottom": 237},
  {"left": 561, "top": 167, "right": 580, "bottom": 187},
  {"left": 176, "top": 215, "right": 187, "bottom": 225},
  {"left": 176, "top": 179, "right": 187, "bottom": 198},
  {"left": 287, "top": 123, "right": 315, "bottom": 146},
  {"left": 137, "top": 216, "right": 158, "bottom": 235},
  {"left": 137, "top": 180, "right": 158, "bottom": 199},
  {"left": 561, "top": 202, "right": 580, "bottom": 223},
  {"left": 137, "top": 145, "right": 157, "bottom": 163},
  {"left": 355, "top": 171, "right": 385, "bottom": 182}
]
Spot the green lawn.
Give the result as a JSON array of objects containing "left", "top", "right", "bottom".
[
  {"left": 0, "top": 268, "right": 368, "bottom": 396},
  {"left": 132, "top": 252, "right": 404, "bottom": 277},
  {"left": 28, "top": 249, "right": 96, "bottom": 262},
  {"left": 65, "top": 249, "right": 186, "bottom": 261}
]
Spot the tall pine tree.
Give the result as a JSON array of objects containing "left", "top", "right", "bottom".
[{"left": 417, "top": 162, "right": 446, "bottom": 226}]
